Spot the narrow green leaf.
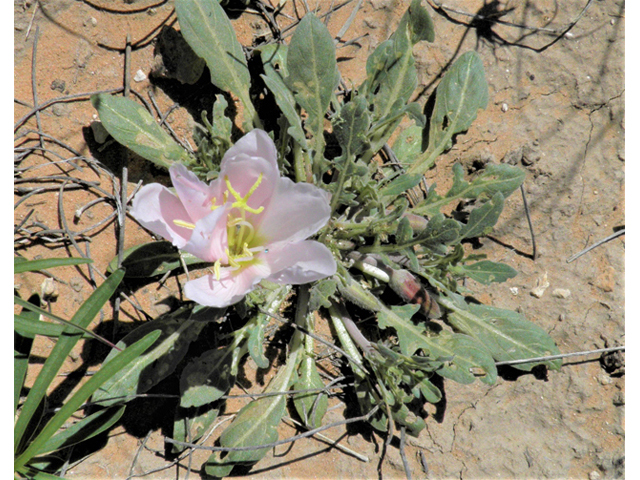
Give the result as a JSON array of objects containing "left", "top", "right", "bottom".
[
  {"left": 14, "top": 314, "right": 93, "bottom": 339},
  {"left": 408, "top": 51, "right": 489, "bottom": 176},
  {"left": 14, "top": 257, "right": 91, "bottom": 274},
  {"left": 286, "top": 13, "right": 339, "bottom": 158},
  {"left": 14, "top": 270, "right": 125, "bottom": 452},
  {"left": 453, "top": 260, "right": 518, "bottom": 285},
  {"left": 441, "top": 293, "right": 562, "bottom": 371},
  {"left": 92, "top": 308, "right": 207, "bottom": 407},
  {"left": 91, "top": 94, "right": 190, "bottom": 169},
  {"left": 15, "top": 298, "right": 39, "bottom": 414},
  {"left": 15, "top": 330, "right": 161, "bottom": 471},
  {"left": 37, "top": 406, "right": 125, "bottom": 456},
  {"left": 175, "top": 0, "right": 257, "bottom": 128},
  {"left": 379, "top": 173, "right": 423, "bottom": 199}
]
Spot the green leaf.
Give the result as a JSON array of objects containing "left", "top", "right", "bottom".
[
  {"left": 106, "top": 241, "right": 207, "bottom": 278},
  {"left": 14, "top": 314, "right": 94, "bottom": 339},
  {"left": 92, "top": 306, "right": 207, "bottom": 407},
  {"left": 308, "top": 278, "right": 338, "bottom": 312},
  {"left": 379, "top": 173, "right": 423, "bottom": 199},
  {"left": 453, "top": 260, "right": 518, "bottom": 285},
  {"left": 408, "top": 51, "right": 489, "bottom": 176},
  {"left": 258, "top": 44, "right": 307, "bottom": 149},
  {"left": 204, "top": 352, "right": 300, "bottom": 477},
  {"left": 91, "top": 94, "right": 190, "bottom": 169},
  {"left": 37, "top": 406, "right": 125, "bottom": 456},
  {"left": 286, "top": 13, "right": 339, "bottom": 158},
  {"left": 460, "top": 192, "right": 504, "bottom": 240},
  {"left": 174, "top": 0, "right": 257, "bottom": 128},
  {"left": 293, "top": 355, "right": 327, "bottom": 429},
  {"left": 332, "top": 95, "right": 371, "bottom": 160},
  {"left": 179, "top": 345, "right": 239, "bottom": 409},
  {"left": 14, "top": 270, "right": 125, "bottom": 453},
  {"left": 172, "top": 406, "right": 219, "bottom": 454},
  {"left": 413, "top": 163, "right": 525, "bottom": 217},
  {"left": 376, "top": 304, "right": 497, "bottom": 385},
  {"left": 15, "top": 298, "right": 39, "bottom": 414},
  {"left": 441, "top": 293, "right": 562, "bottom": 371},
  {"left": 391, "top": 124, "right": 426, "bottom": 167},
  {"left": 14, "top": 257, "right": 91, "bottom": 274},
  {"left": 15, "top": 330, "right": 161, "bottom": 471}
]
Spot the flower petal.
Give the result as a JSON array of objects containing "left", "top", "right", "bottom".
[
  {"left": 184, "top": 263, "right": 271, "bottom": 307},
  {"left": 130, "top": 183, "right": 193, "bottom": 248},
  {"left": 221, "top": 129, "right": 278, "bottom": 172},
  {"left": 170, "top": 163, "right": 214, "bottom": 221},
  {"left": 182, "top": 206, "right": 229, "bottom": 263},
  {"left": 264, "top": 240, "right": 336, "bottom": 285},
  {"left": 257, "top": 177, "right": 331, "bottom": 245}
]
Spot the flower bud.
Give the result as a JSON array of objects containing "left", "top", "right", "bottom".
[{"left": 388, "top": 269, "right": 441, "bottom": 319}]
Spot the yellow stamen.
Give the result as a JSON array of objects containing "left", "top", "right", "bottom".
[
  {"left": 213, "top": 259, "right": 221, "bottom": 281},
  {"left": 173, "top": 219, "right": 196, "bottom": 230},
  {"left": 225, "top": 174, "right": 265, "bottom": 215}
]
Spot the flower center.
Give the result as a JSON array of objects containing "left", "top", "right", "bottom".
[{"left": 174, "top": 173, "right": 267, "bottom": 280}]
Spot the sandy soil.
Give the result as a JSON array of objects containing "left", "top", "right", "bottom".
[{"left": 14, "top": 0, "right": 624, "bottom": 478}]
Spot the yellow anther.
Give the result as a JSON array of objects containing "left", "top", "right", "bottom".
[
  {"left": 224, "top": 174, "right": 265, "bottom": 215},
  {"left": 173, "top": 219, "right": 196, "bottom": 230},
  {"left": 213, "top": 259, "right": 221, "bottom": 281}
]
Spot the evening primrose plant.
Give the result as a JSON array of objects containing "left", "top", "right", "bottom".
[{"left": 89, "top": 0, "right": 560, "bottom": 476}]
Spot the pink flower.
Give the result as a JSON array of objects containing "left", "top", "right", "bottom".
[{"left": 130, "top": 129, "right": 336, "bottom": 307}]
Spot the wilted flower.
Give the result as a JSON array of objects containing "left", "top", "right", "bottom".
[{"left": 131, "top": 129, "right": 336, "bottom": 307}]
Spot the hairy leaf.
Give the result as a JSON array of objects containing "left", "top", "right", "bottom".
[
  {"left": 286, "top": 13, "right": 339, "bottom": 158},
  {"left": 460, "top": 192, "right": 504, "bottom": 240},
  {"left": 413, "top": 163, "right": 525, "bottom": 217},
  {"left": 293, "top": 355, "right": 328, "bottom": 429},
  {"left": 91, "top": 94, "right": 190, "bottom": 169},
  {"left": 377, "top": 304, "right": 497, "bottom": 384},
  {"left": 441, "top": 293, "right": 562, "bottom": 371},
  {"left": 453, "top": 260, "right": 518, "bottom": 285},
  {"left": 92, "top": 306, "right": 207, "bottom": 407},
  {"left": 408, "top": 51, "right": 489, "bottom": 175},
  {"left": 204, "top": 352, "right": 300, "bottom": 477},
  {"left": 175, "top": 0, "right": 256, "bottom": 127}
]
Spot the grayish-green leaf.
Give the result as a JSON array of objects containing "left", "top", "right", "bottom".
[
  {"left": 413, "top": 163, "right": 525, "bottom": 217},
  {"left": 172, "top": 406, "right": 219, "bottom": 454},
  {"left": 286, "top": 13, "right": 339, "bottom": 158},
  {"left": 293, "top": 355, "right": 328, "bottom": 429},
  {"left": 175, "top": 0, "right": 257, "bottom": 127},
  {"left": 332, "top": 95, "right": 371, "bottom": 159},
  {"left": 92, "top": 307, "right": 207, "bottom": 407},
  {"left": 204, "top": 351, "right": 300, "bottom": 476},
  {"left": 454, "top": 260, "right": 518, "bottom": 285},
  {"left": 460, "top": 192, "right": 504, "bottom": 240},
  {"left": 14, "top": 256, "right": 91, "bottom": 274},
  {"left": 379, "top": 173, "right": 423, "bottom": 199},
  {"left": 408, "top": 51, "right": 489, "bottom": 175},
  {"left": 91, "top": 94, "right": 190, "bottom": 169},
  {"left": 441, "top": 293, "right": 562, "bottom": 371},
  {"left": 376, "top": 304, "right": 497, "bottom": 385},
  {"left": 308, "top": 278, "right": 338, "bottom": 312}
]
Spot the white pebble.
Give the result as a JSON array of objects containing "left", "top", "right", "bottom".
[
  {"left": 509, "top": 287, "right": 519, "bottom": 296},
  {"left": 134, "top": 69, "right": 147, "bottom": 82},
  {"left": 552, "top": 288, "right": 571, "bottom": 299},
  {"left": 501, "top": 103, "right": 508, "bottom": 112}
]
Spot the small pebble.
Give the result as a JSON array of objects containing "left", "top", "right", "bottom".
[
  {"left": 531, "top": 272, "right": 549, "bottom": 298},
  {"left": 501, "top": 103, "right": 508, "bottom": 112},
  {"left": 509, "top": 287, "right": 519, "bottom": 296},
  {"left": 589, "top": 470, "right": 601, "bottom": 480},
  {"left": 41, "top": 278, "right": 59, "bottom": 303},
  {"left": 133, "top": 69, "right": 147, "bottom": 82},
  {"left": 552, "top": 288, "right": 571, "bottom": 299}
]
